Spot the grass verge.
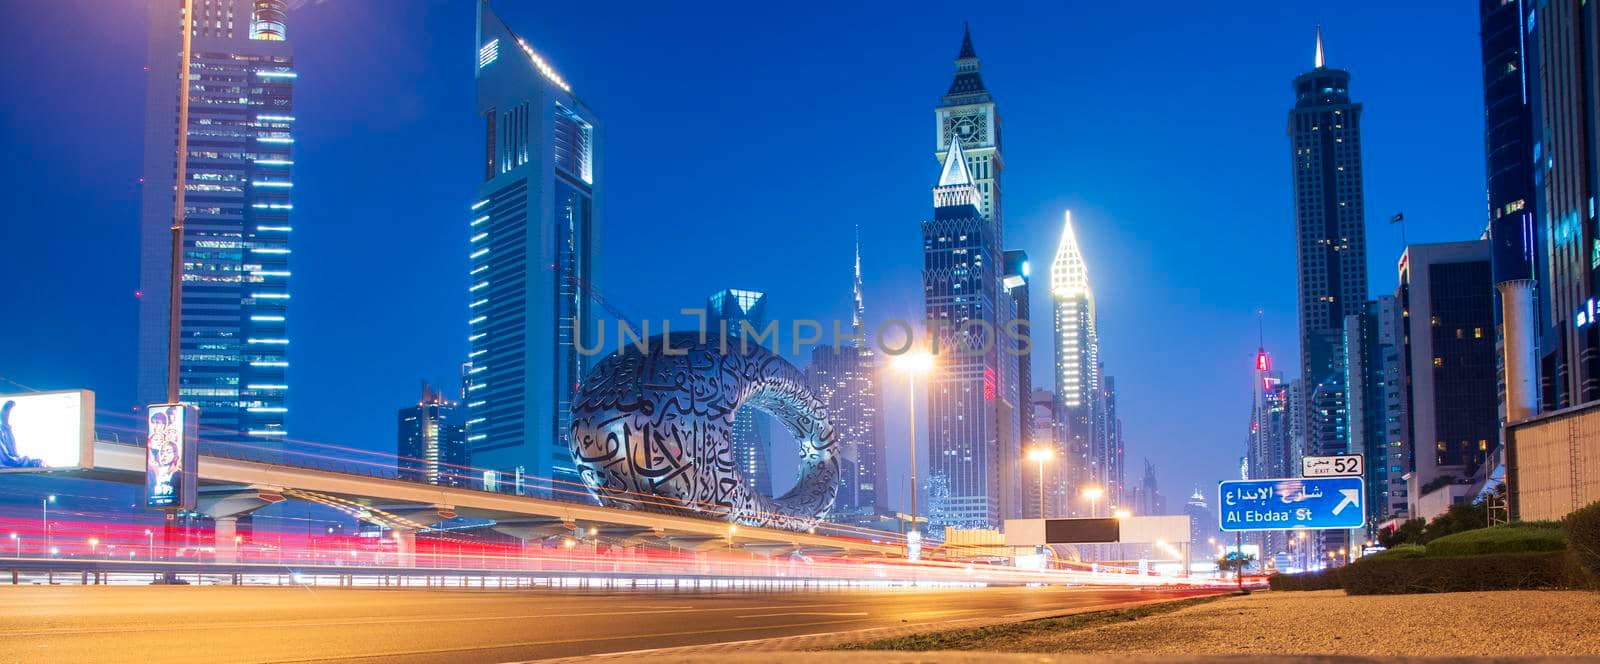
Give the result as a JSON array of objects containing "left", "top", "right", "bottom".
[{"left": 834, "top": 594, "right": 1225, "bottom": 652}]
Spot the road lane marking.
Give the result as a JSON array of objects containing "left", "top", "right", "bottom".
[{"left": 737, "top": 611, "right": 869, "bottom": 618}]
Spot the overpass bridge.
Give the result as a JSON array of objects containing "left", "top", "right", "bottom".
[{"left": 80, "top": 439, "right": 903, "bottom": 564}]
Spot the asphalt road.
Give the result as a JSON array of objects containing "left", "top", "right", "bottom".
[{"left": 0, "top": 584, "right": 1218, "bottom": 663}]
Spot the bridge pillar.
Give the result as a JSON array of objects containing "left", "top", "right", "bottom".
[
  {"left": 393, "top": 528, "right": 417, "bottom": 568},
  {"left": 214, "top": 517, "right": 239, "bottom": 563}
]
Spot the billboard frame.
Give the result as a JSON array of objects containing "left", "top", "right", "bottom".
[{"left": 0, "top": 389, "right": 95, "bottom": 473}]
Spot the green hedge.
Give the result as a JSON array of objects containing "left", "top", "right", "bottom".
[
  {"left": 1342, "top": 551, "right": 1570, "bottom": 595},
  {"left": 1268, "top": 568, "right": 1343, "bottom": 591},
  {"left": 1424, "top": 523, "right": 1566, "bottom": 557},
  {"left": 1366, "top": 543, "right": 1427, "bottom": 561},
  {"left": 1567, "top": 502, "right": 1600, "bottom": 584}
]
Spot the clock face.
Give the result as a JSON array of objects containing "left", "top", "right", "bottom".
[{"left": 944, "top": 112, "right": 989, "bottom": 146}]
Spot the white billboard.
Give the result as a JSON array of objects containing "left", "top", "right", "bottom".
[{"left": 0, "top": 390, "right": 94, "bottom": 471}]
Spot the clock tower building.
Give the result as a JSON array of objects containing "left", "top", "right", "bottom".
[{"left": 935, "top": 23, "right": 1002, "bottom": 233}]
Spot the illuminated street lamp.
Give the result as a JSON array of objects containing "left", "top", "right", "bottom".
[
  {"left": 41, "top": 495, "right": 56, "bottom": 555},
  {"left": 88, "top": 537, "right": 99, "bottom": 557},
  {"left": 145, "top": 529, "right": 155, "bottom": 561},
  {"left": 1025, "top": 446, "right": 1053, "bottom": 518},
  {"left": 9, "top": 532, "right": 18, "bottom": 557},
  {"left": 891, "top": 349, "right": 934, "bottom": 547},
  {"left": 1081, "top": 486, "right": 1104, "bottom": 518}
]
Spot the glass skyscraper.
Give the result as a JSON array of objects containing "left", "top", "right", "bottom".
[
  {"left": 808, "top": 239, "right": 886, "bottom": 518},
  {"left": 1289, "top": 29, "right": 1368, "bottom": 473},
  {"left": 468, "top": 2, "right": 601, "bottom": 497},
  {"left": 397, "top": 383, "right": 468, "bottom": 487},
  {"left": 1050, "top": 211, "right": 1100, "bottom": 516},
  {"left": 707, "top": 288, "right": 774, "bottom": 497},
  {"left": 138, "top": 0, "right": 295, "bottom": 445}
]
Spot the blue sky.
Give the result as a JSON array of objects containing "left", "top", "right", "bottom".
[{"left": 0, "top": 1, "right": 1485, "bottom": 511}]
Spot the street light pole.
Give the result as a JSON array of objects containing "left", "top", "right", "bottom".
[
  {"left": 41, "top": 495, "right": 55, "bottom": 557},
  {"left": 892, "top": 350, "right": 933, "bottom": 552}
]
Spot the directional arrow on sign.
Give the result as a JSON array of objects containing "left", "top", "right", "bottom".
[{"left": 1331, "top": 488, "right": 1360, "bottom": 516}]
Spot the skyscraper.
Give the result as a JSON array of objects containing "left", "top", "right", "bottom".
[
  {"left": 1344, "top": 295, "right": 1408, "bottom": 530},
  {"left": 1530, "top": 0, "right": 1600, "bottom": 409},
  {"left": 923, "top": 137, "right": 1004, "bottom": 529},
  {"left": 1289, "top": 28, "right": 1369, "bottom": 466},
  {"left": 922, "top": 25, "right": 1014, "bottom": 530},
  {"left": 1397, "top": 241, "right": 1498, "bottom": 521},
  {"left": 1246, "top": 347, "right": 1293, "bottom": 556},
  {"left": 468, "top": 2, "right": 601, "bottom": 496},
  {"left": 1051, "top": 211, "right": 1101, "bottom": 516},
  {"left": 708, "top": 288, "right": 773, "bottom": 497},
  {"left": 138, "top": 0, "right": 295, "bottom": 444},
  {"left": 1479, "top": 0, "right": 1541, "bottom": 423},
  {"left": 1001, "top": 249, "right": 1033, "bottom": 519},
  {"left": 398, "top": 383, "right": 468, "bottom": 487},
  {"left": 808, "top": 238, "right": 886, "bottom": 517},
  {"left": 1184, "top": 487, "right": 1216, "bottom": 558}
]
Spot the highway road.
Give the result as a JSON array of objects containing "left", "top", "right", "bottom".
[{"left": 0, "top": 584, "right": 1219, "bottom": 663}]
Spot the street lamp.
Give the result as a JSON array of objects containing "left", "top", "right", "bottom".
[
  {"left": 41, "top": 495, "right": 55, "bottom": 556},
  {"left": 1025, "top": 446, "right": 1053, "bottom": 518},
  {"left": 145, "top": 529, "right": 155, "bottom": 561},
  {"left": 88, "top": 537, "right": 99, "bottom": 557},
  {"left": 891, "top": 349, "right": 933, "bottom": 546},
  {"left": 9, "top": 532, "right": 17, "bottom": 557},
  {"left": 1081, "top": 486, "right": 1104, "bottom": 518}
]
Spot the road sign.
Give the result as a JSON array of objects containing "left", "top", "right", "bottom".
[
  {"left": 1218, "top": 477, "right": 1365, "bottom": 532},
  {"left": 1302, "top": 454, "right": 1363, "bottom": 478}
]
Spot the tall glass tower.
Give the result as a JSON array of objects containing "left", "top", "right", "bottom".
[
  {"left": 138, "top": 0, "right": 295, "bottom": 445},
  {"left": 708, "top": 288, "right": 773, "bottom": 496},
  {"left": 808, "top": 238, "right": 887, "bottom": 517},
  {"left": 1289, "top": 28, "right": 1368, "bottom": 465},
  {"left": 1050, "top": 211, "right": 1100, "bottom": 516},
  {"left": 468, "top": 2, "right": 601, "bottom": 496}
]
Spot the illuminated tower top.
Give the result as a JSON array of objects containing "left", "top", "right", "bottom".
[
  {"left": 851, "top": 226, "right": 865, "bottom": 347},
  {"left": 932, "top": 137, "right": 981, "bottom": 210},
  {"left": 1314, "top": 24, "right": 1324, "bottom": 69},
  {"left": 1050, "top": 211, "right": 1091, "bottom": 300},
  {"left": 935, "top": 23, "right": 1002, "bottom": 226}
]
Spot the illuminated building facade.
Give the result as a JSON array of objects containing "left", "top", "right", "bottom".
[
  {"left": 468, "top": 2, "right": 601, "bottom": 495},
  {"left": 1397, "top": 241, "right": 1498, "bottom": 521},
  {"left": 1051, "top": 211, "right": 1102, "bottom": 516},
  {"left": 1344, "top": 295, "right": 1409, "bottom": 531},
  {"left": 808, "top": 242, "right": 886, "bottom": 516},
  {"left": 398, "top": 383, "right": 468, "bottom": 487},
  {"left": 1245, "top": 347, "right": 1292, "bottom": 556},
  {"left": 138, "top": 0, "right": 295, "bottom": 444},
  {"left": 710, "top": 288, "right": 774, "bottom": 497},
  {"left": 1530, "top": 0, "right": 1600, "bottom": 410},
  {"left": 1479, "top": 0, "right": 1540, "bottom": 423},
  {"left": 922, "top": 25, "right": 1019, "bottom": 530}
]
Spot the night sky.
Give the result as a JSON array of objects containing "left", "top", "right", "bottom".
[{"left": 0, "top": 1, "right": 1484, "bottom": 512}]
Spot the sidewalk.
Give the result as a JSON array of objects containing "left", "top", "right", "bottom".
[{"left": 531, "top": 589, "right": 1600, "bottom": 662}]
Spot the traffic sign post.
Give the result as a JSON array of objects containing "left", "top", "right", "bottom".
[{"left": 1218, "top": 477, "right": 1366, "bottom": 532}]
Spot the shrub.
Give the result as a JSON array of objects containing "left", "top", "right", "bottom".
[
  {"left": 1362, "top": 543, "right": 1427, "bottom": 561},
  {"left": 1267, "top": 568, "right": 1343, "bottom": 591},
  {"left": 1342, "top": 551, "right": 1569, "bottom": 595},
  {"left": 1425, "top": 522, "right": 1566, "bottom": 557},
  {"left": 1565, "top": 501, "right": 1600, "bottom": 583}
]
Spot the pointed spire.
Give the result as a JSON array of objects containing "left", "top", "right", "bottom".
[
  {"left": 1050, "top": 210, "right": 1090, "bottom": 298},
  {"left": 958, "top": 21, "right": 977, "bottom": 60},
  {"left": 1314, "top": 24, "right": 1325, "bottom": 69},
  {"left": 937, "top": 137, "right": 972, "bottom": 186},
  {"left": 851, "top": 225, "right": 865, "bottom": 348}
]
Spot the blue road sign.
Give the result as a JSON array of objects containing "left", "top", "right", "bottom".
[{"left": 1218, "top": 476, "right": 1365, "bottom": 532}]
